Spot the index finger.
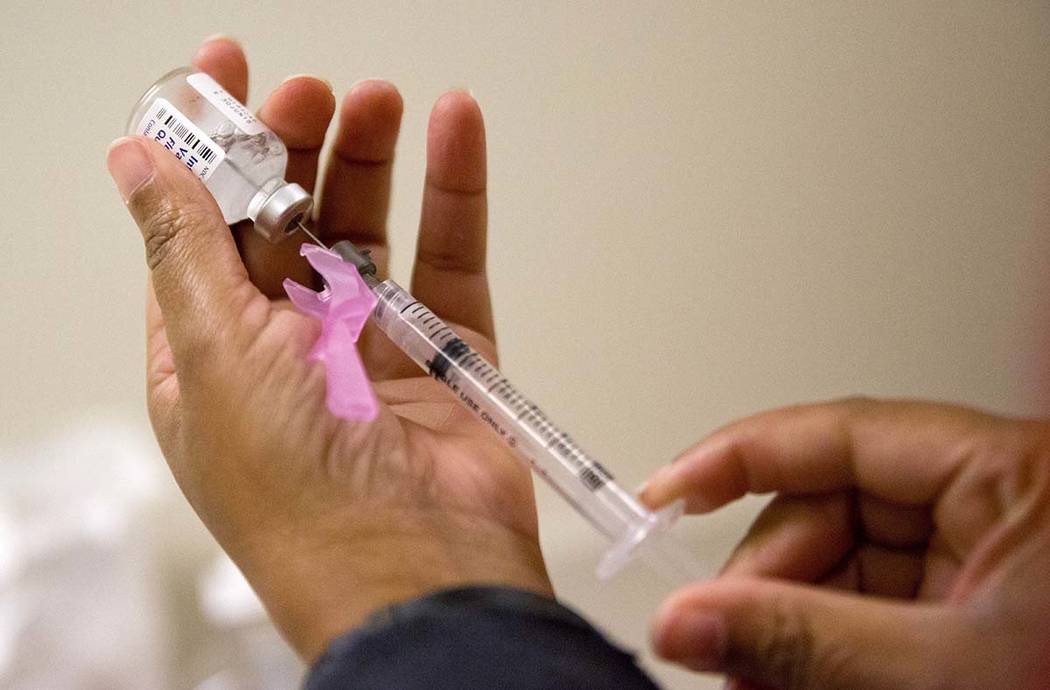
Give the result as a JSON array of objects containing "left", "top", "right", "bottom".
[
  {"left": 316, "top": 80, "right": 403, "bottom": 274},
  {"left": 237, "top": 76, "right": 336, "bottom": 297},
  {"left": 191, "top": 35, "right": 248, "bottom": 103},
  {"left": 640, "top": 398, "right": 1037, "bottom": 513}
]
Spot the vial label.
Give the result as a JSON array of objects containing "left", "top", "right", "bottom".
[
  {"left": 136, "top": 98, "right": 225, "bottom": 181},
  {"left": 186, "top": 72, "right": 266, "bottom": 135}
]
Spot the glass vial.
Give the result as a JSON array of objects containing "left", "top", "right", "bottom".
[{"left": 126, "top": 67, "right": 312, "bottom": 243}]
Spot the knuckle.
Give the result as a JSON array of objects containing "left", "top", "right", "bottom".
[
  {"left": 134, "top": 193, "right": 213, "bottom": 273},
  {"left": 740, "top": 598, "right": 820, "bottom": 690},
  {"left": 806, "top": 635, "right": 862, "bottom": 690},
  {"left": 741, "top": 598, "right": 927, "bottom": 690},
  {"left": 415, "top": 243, "right": 486, "bottom": 276},
  {"left": 143, "top": 220, "right": 177, "bottom": 272}
]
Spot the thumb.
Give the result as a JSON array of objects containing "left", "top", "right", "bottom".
[
  {"left": 651, "top": 576, "right": 959, "bottom": 689},
  {"left": 107, "top": 136, "right": 258, "bottom": 364}
]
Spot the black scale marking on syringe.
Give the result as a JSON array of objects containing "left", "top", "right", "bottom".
[
  {"left": 425, "top": 333, "right": 614, "bottom": 491},
  {"left": 393, "top": 298, "right": 455, "bottom": 344},
  {"left": 383, "top": 291, "right": 615, "bottom": 491}
]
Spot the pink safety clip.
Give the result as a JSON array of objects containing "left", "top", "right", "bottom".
[{"left": 283, "top": 244, "right": 379, "bottom": 421}]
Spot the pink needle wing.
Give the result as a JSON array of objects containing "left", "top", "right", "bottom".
[{"left": 282, "top": 244, "right": 379, "bottom": 421}]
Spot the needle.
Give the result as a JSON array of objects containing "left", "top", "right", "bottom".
[
  {"left": 296, "top": 223, "right": 378, "bottom": 283},
  {"left": 297, "top": 220, "right": 328, "bottom": 249}
]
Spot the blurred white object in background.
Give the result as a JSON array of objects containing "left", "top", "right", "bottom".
[
  {"left": 0, "top": 418, "right": 301, "bottom": 689},
  {"left": 193, "top": 554, "right": 301, "bottom": 690},
  {"left": 0, "top": 510, "right": 23, "bottom": 679},
  {"left": 0, "top": 421, "right": 166, "bottom": 688}
]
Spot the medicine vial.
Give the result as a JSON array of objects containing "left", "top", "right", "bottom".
[{"left": 126, "top": 67, "right": 311, "bottom": 243}]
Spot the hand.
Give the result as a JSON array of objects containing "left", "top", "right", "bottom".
[
  {"left": 641, "top": 398, "right": 1050, "bottom": 690},
  {"left": 107, "top": 37, "right": 551, "bottom": 661}
]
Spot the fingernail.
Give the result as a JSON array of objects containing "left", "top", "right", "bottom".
[
  {"left": 638, "top": 468, "right": 672, "bottom": 508},
  {"left": 202, "top": 33, "right": 240, "bottom": 46},
  {"left": 107, "top": 138, "right": 154, "bottom": 201},
  {"left": 443, "top": 86, "right": 478, "bottom": 103},
  {"left": 350, "top": 77, "right": 386, "bottom": 90},
  {"left": 680, "top": 654, "right": 722, "bottom": 673},
  {"left": 282, "top": 73, "right": 333, "bottom": 92},
  {"left": 656, "top": 609, "right": 726, "bottom": 671},
  {"left": 646, "top": 463, "right": 677, "bottom": 493}
]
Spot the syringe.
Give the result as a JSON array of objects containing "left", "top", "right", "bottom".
[{"left": 303, "top": 226, "right": 698, "bottom": 581}]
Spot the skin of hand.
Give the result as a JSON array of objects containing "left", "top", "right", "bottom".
[
  {"left": 641, "top": 398, "right": 1050, "bottom": 690},
  {"left": 107, "top": 37, "right": 552, "bottom": 662}
]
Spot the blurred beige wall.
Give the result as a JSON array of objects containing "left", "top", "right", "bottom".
[{"left": 2, "top": 2, "right": 1049, "bottom": 688}]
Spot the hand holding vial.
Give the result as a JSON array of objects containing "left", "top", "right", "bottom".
[{"left": 108, "top": 36, "right": 551, "bottom": 662}]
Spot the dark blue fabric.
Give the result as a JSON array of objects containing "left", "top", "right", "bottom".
[{"left": 304, "top": 586, "right": 661, "bottom": 689}]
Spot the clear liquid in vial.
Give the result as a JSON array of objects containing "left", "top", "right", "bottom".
[{"left": 126, "top": 67, "right": 311, "bottom": 243}]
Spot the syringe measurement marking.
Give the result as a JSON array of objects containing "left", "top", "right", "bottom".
[
  {"left": 370, "top": 283, "right": 649, "bottom": 546},
  {"left": 376, "top": 288, "right": 616, "bottom": 493},
  {"left": 486, "top": 381, "right": 607, "bottom": 481},
  {"left": 418, "top": 331, "right": 613, "bottom": 491}
]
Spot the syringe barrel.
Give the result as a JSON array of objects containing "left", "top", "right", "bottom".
[{"left": 371, "top": 280, "right": 655, "bottom": 545}]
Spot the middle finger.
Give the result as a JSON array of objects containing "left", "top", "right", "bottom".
[
  {"left": 238, "top": 75, "right": 336, "bottom": 296},
  {"left": 316, "top": 79, "right": 404, "bottom": 279}
]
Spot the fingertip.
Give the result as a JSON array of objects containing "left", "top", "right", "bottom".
[
  {"left": 106, "top": 134, "right": 143, "bottom": 159},
  {"left": 642, "top": 441, "right": 745, "bottom": 515},
  {"left": 114, "top": 137, "right": 226, "bottom": 228},
  {"left": 259, "top": 76, "right": 336, "bottom": 149},
  {"left": 335, "top": 80, "right": 403, "bottom": 162},
  {"left": 650, "top": 610, "right": 674, "bottom": 659},
  {"left": 282, "top": 73, "right": 333, "bottom": 92},
  {"left": 651, "top": 581, "right": 712, "bottom": 645},
  {"left": 343, "top": 79, "right": 403, "bottom": 120},
  {"left": 639, "top": 463, "right": 678, "bottom": 508},
  {"left": 430, "top": 89, "right": 483, "bottom": 127},
  {"left": 192, "top": 35, "right": 248, "bottom": 102},
  {"left": 426, "top": 90, "right": 486, "bottom": 193},
  {"left": 277, "top": 74, "right": 336, "bottom": 101},
  {"left": 193, "top": 34, "right": 244, "bottom": 63},
  {"left": 651, "top": 591, "right": 686, "bottom": 654},
  {"left": 107, "top": 136, "right": 155, "bottom": 201},
  {"left": 201, "top": 33, "right": 240, "bottom": 46},
  {"left": 429, "top": 90, "right": 485, "bottom": 143},
  {"left": 649, "top": 592, "right": 727, "bottom": 670}
]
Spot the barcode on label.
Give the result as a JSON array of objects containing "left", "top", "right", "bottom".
[
  {"left": 138, "top": 98, "right": 225, "bottom": 182},
  {"left": 156, "top": 107, "right": 218, "bottom": 163},
  {"left": 579, "top": 465, "right": 609, "bottom": 491}
]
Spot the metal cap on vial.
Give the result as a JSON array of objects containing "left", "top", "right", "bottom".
[{"left": 252, "top": 182, "right": 313, "bottom": 243}]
